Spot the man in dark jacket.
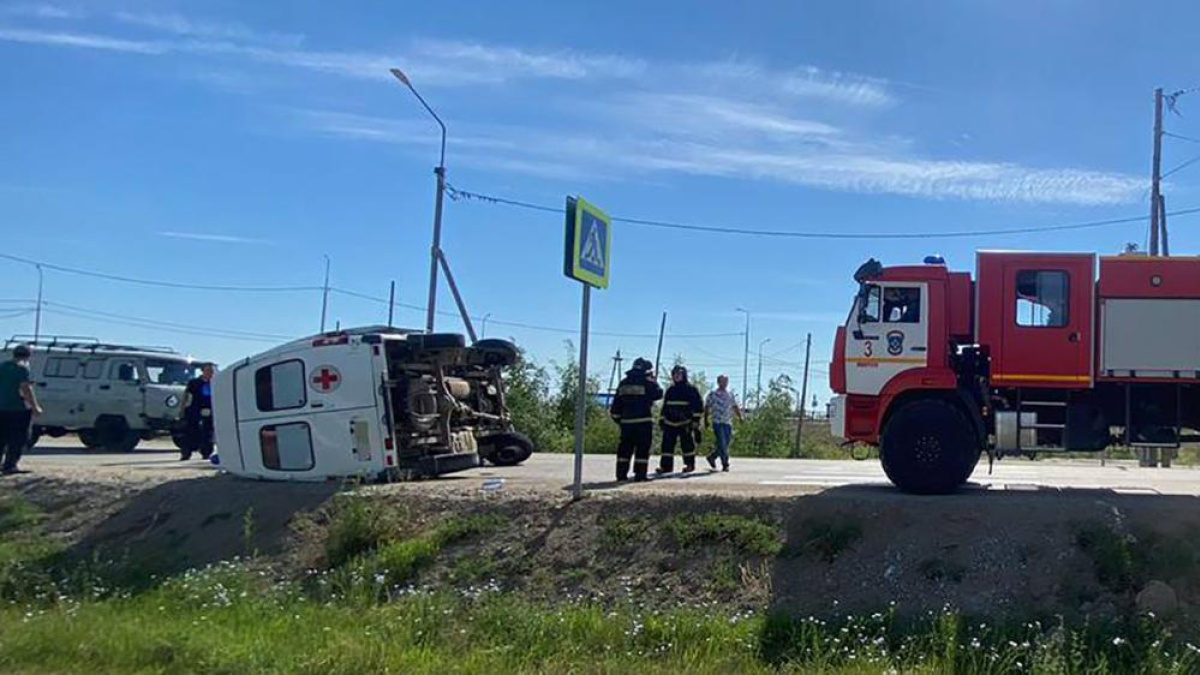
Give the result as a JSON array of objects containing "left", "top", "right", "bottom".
[
  {"left": 179, "top": 362, "right": 215, "bottom": 461},
  {"left": 609, "top": 358, "right": 663, "bottom": 482},
  {"left": 656, "top": 365, "right": 704, "bottom": 475}
]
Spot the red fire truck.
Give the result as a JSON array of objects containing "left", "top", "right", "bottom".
[{"left": 828, "top": 251, "right": 1200, "bottom": 493}]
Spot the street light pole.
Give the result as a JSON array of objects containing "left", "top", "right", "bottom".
[
  {"left": 736, "top": 308, "right": 750, "bottom": 406},
  {"left": 756, "top": 338, "right": 771, "bottom": 407},
  {"left": 319, "top": 254, "right": 330, "bottom": 333},
  {"left": 391, "top": 68, "right": 447, "bottom": 333}
]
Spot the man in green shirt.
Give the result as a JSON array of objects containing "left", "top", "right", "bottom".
[{"left": 0, "top": 344, "right": 42, "bottom": 475}]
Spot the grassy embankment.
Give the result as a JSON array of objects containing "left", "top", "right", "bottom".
[{"left": 2, "top": 493, "right": 1198, "bottom": 674}]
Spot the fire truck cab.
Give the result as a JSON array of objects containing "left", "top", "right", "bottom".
[{"left": 829, "top": 252, "right": 1200, "bottom": 493}]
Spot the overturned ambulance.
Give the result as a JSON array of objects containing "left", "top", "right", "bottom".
[{"left": 213, "top": 326, "right": 533, "bottom": 481}]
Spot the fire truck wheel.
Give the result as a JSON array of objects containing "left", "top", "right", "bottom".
[{"left": 880, "top": 399, "right": 977, "bottom": 495}]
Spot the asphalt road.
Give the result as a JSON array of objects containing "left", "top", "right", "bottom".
[{"left": 19, "top": 437, "right": 1200, "bottom": 496}]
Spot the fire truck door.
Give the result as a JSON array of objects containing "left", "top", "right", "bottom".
[
  {"left": 846, "top": 282, "right": 929, "bottom": 396},
  {"left": 995, "top": 257, "right": 1094, "bottom": 388}
]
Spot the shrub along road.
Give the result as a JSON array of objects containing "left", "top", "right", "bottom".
[{"left": 20, "top": 437, "right": 1200, "bottom": 497}]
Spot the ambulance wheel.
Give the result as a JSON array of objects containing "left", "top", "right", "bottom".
[
  {"left": 78, "top": 429, "right": 103, "bottom": 449},
  {"left": 482, "top": 432, "right": 534, "bottom": 467},
  {"left": 880, "top": 399, "right": 976, "bottom": 495}
]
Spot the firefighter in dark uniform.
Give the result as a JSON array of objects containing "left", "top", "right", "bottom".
[
  {"left": 609, "top": 358, "right": 663, "bottom": 482},
  {"left": 656, "top": 365, "right": 704, "bottom": 474}
]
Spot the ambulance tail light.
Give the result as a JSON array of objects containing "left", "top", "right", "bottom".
[{"left": 312, "top": 335, "right": 349, "bottom": 348}]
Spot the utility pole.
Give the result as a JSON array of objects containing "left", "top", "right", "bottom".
[
  {"left": 653, "top": 312, "right": 667, "bottom": 381},
  {"left": 33, "top": 264, "right": 43, "bottom": 342},
  {"left": 1159, "top": 194, "right": 1170, "bottom": 256},
  {"left": 319, "top": 255, "right": 330, "bottom": 333},
  {"left": 387, "top": 280, "right": 396, "bottom": 328},
  {"left": 736, "top": 308, "right": 750, "bottom": 407},
  {"left": 607, "top": 350, "right": 623, "bottom": 393},
  {"left": 1150, "top": 87, "right": 1164, "bottom": 256},
  {"left": 794, "top": 333, "right": 812, "bottom": 458}
]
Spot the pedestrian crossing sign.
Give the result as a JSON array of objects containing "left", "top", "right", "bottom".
[{"left": 564, "top": 196, "right": 612, "bottom": 288}]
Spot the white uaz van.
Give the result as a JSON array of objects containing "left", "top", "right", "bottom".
[{"left": 4, "top": 336, "right": 205, "bottom": 452}]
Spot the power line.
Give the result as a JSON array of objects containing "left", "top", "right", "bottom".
[
  {"left": 44, "top": 301, "right": 293, "bottom": 341},
  {"left": 41, "top": 307, "right": 284, "bottom": 344},
  {"left": 330, "top": 287, "right": 741, "bottom": 339},
  {"left": 446, "top": 184, "right": 1200, "bottom": 240},
  {"left": 0, "top": 252, "right": 323, "bottom": 293},
  {"left": 1162, "top": 153, "right": 1200, "bottom": 179},
  {"left": 1164, "top": 131, "right": 1200, "bottom": 145}
]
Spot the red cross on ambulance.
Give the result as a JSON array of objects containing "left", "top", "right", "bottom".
[{"left": 310, "top": 365, "right": 342, "bottom": 393}]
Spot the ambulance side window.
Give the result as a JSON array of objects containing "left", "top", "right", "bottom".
[
  {"left": 259, "top": 422, "right": 314, "bottom": 471},
  {"left": 255, "top": 360, "right": 306, "bottom": 412},
  {"left": 1016, "top": 270, "right": 1069, "bottom": 328}
]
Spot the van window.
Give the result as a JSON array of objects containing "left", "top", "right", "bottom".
[
  {"left": 260, "top": 422, "right": 314, "bottom": 471},
  {"left": 255, "top": 360, "right": 306, "bottom": 411},
  {"left": 46, "top": 357, "right": 80, "bottom": 378},
  {"left": 1016, "top": 270, "right": 1069, "bottom": 328},
  {"left": 146, "top": 359, "right": 198, "bottom": 386},
  {"left": 83, "top": 360, "right": 105, "bottom": 379},
  {"left": 110, "top": 360, "right": 140, "bottom": 382}
]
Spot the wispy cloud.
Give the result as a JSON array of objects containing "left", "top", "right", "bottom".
[
  {"left": 0, "top": 9, "right": 1144, "bottom": 205},
  {"left": 112, "top": 11, "right": 304, "bottom": 47},
  {"left": 0, "top": 26, "right": 164, "bottom": 53},
  {"left": 1, "top": 3, "right": 84, "bottom": 20},
  {"left": 157, "top": 231, "right": 271, "bottom": 245}
]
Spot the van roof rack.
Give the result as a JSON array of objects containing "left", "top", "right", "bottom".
[{"left": 5, "top": 335, "right": 180, "bottom": 355}]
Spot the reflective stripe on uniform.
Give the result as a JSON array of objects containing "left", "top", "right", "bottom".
[
  {"left": 661, "top": 419, "right": 692, "bottom": 427},
  {"left": 618, "top": 385, "right": 646, "bottom": 395},
  {"left": 634, "top": 458, "right": 649, "bottom": 465},
  {"left": 620, "top": 417, "right": 653, "bottom": 424},
  {"left": 665, "top": 401, "right": 690, "bottom": 406}
]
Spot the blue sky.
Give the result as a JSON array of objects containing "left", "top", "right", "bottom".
[{"left": 2, "top": 0, "right": 1198, "bottom": 407}]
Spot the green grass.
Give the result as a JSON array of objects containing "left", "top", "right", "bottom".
[
  {"left": 664, "top": 514, "right": 783, "bottom": 557},
  {"left": 1, "top": 562, "right": 1197, "bottom": 674},
  {"left": 1075, "top": 521, "right": 1200, "bottom": 594},
  {"left": 599, "top": 516, "right": 653, "bottom": 552}
]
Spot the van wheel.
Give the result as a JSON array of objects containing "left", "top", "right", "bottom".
[
  {"left": 78, "top": 429, "right": 103, "bottom": 449},
  {"left": 95, "top": 418, "right": 140, "bottom": 453},
  {"left": 481, "top": 432, "right": 534, "bottom": 466},
  {"left": 880, "top": 399, "right": 977, "bottom": 495}
]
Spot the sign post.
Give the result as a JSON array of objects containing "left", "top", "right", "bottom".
[{"left": 564, "top": 196, "right": 612, "bottom": 501}]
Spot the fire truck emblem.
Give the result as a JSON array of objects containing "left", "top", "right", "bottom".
[{"left": 886, "top": 331, "right": 905, "bottom": 356}]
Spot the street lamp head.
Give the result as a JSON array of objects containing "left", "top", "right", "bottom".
[{"left": 389, "top": 68, "right": 412, "bottom": 88}]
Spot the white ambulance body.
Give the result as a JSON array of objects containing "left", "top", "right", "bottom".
[{"left": 213, "top": 326, "right": 532, "bottom": 482}]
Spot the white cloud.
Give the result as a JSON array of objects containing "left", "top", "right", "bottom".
[
  {"left": 157, "top": 231, "right": 271, "bottom": 245},
  {"left": 0, "top": 26, "right": 164, "bottom": 53},
  {"left": 113, "top": 11, "right": 304, "bottom": 47},
  {"left": 0, "top": 10, "right": 1142, "bottom": 206},
  {"left": 1, "top": 3, "right": 84, "bottom": 20}
]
